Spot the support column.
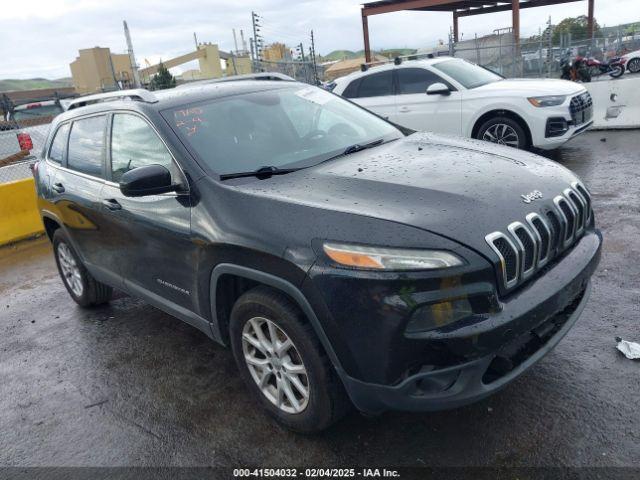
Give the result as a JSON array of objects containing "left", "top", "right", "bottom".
[
  {"left": 511, "top": 0, "right": 521, "bottom": 76},
  {"left": 453, "top": 12, "right": 459, "bottom": 43},
  {"left": 511, "top": 0, "right": 520, "bottom": 50},
  {"left": 587, "top": 0, "right": 595, "bottom": 40},
  {"left": 362, "top": 10, "right": 371, "bottom": 63}
]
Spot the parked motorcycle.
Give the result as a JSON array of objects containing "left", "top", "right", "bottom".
[{"left": 580, "top": 56, "right": 625, "bottom": 79}]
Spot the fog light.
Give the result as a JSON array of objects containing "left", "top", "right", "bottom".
[{"left": 405, "top": 297, "right": 474, "bottom": 333}]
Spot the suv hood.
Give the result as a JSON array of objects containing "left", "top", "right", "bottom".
[
  {"left": 475, "top": 78, "right": 585, "bottom": 96},
  {"left": 236, "top": 133, "right": 581, "bottom": 256}
]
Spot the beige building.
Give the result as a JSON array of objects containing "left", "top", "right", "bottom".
[
  {"left": 70, "top": 43, "right": 254, "bottom": 94},
  {"left": 70, "top": 47, "right": 134, "bottom": 94},
  {"left": 262, "top": 43, "right": 289, "bottom": 62}
]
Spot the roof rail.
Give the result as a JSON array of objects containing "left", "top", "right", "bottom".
[
  {"left": 177, "top": 72, "right": 296, "bottom": 89},
  {"left": 66, "top": 89, "right": 157, "bottom": 111},
  {"left": 359, "top": 52, "right": 443, "bottom": 72}
]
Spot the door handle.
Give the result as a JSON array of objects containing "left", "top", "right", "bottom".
[
  {"left": 399, "top": 106, "right": 411, "bottom": 113},
  {"left": 52, "top": 182, "right": 65, "bottom": 193},
  {"left": 102, "top": 198, "right": 122, "bottom": 211}
]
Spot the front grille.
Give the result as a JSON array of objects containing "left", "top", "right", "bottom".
[
  {"left": 486, "top": 183, "right": 593, "bottom": 291},
  {"left": 569, "top": 92, "right": 593, "bottom": 125}
]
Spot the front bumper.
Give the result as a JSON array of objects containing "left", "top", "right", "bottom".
[
  {"left": 306, "top": 230, "right": 601, "bottom": 414},
  {"left": 529, "top": 97, "right": 593, "bottom": 150},
  {"left": 343, "top": 281, "right": 590, "bottom": 413}
]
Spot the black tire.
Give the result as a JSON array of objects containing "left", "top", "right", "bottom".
[
  {"left": 52, "top": 229, "right": 113, "bottom": 307},
  {"left": 229, "top": 285, "right": 351, "bottom": 433},
  {"left": 609, "top": 65, "right": 624, "bottom": 78},
  {"left": 475, "top": 116, "right": 528, "bottom": 149},
  {"left": 627, "top": 57, "right": 640, "bottom": 74}
]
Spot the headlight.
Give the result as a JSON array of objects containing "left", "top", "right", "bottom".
[
  {"left": 527, "top": 95, "right": 567, "bottom": 107},
  {"left": 322, "top": 242, "right": 465, "bottom": 271}
]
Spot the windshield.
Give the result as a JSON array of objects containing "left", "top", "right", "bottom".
[
  {"left": 13, "top": 104, "right": 63, "bottom": 121},
  {"left": 164, "top": 85, "right": 402, "bottom": 176},
  {"left": 432, "top": 59, "right": 502, "bottom": 89}
]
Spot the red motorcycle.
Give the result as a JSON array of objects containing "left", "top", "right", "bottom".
[{"left": 578, "top": 55, "right": 626, "bottom": 79}]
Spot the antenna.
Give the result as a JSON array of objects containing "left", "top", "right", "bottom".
[{"left": 123, "top": 20, "right": 141, "bottom": 88}]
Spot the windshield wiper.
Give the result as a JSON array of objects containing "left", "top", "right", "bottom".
[
  {"left": 219, "top": 165, "right": 301, "bottom": 181},
  {"left": 342, "top": 138, "right": 385, "bottom": 155}
]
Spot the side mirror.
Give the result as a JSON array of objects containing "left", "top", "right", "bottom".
[
  {"left": 427, "top": 83, "right": 451, "bottom": 96},
  {"left": 119, "top": 164, "right": 176, "bottom": 197}
]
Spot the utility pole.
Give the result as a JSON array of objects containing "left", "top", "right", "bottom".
[
  {"left": 123, "top": 20, "right": 141, "bottom": 88},
  {"left": 193, "top": 32, "right": 199, "bottom": 50},
  {"left": 547, "top": 16, "right": 553, "bottom": 78},
  {"left": 252, "top": 11, "right": 263, "bottom": 71},
  {"left": 297, "top": 43, "right": 306, "bottom": 62},
  {"left": 309, "top": 30, "right": 319, "bottom": 85}
]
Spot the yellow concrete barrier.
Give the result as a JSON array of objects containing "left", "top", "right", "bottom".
[{"left": 0, "top": 178, "right": 44, "bottom": 246}]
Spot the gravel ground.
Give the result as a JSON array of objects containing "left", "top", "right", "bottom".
[{"left": 0, "top": 131, "right": 638, "bottom": 473}]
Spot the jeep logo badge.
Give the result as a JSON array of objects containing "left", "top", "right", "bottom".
[{"left": 521, "top": 190, "right": 543, "bottom": 203}]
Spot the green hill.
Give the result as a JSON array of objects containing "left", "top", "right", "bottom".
[{"left": 0, "top": 78, "right": 73, "bottom": 93}]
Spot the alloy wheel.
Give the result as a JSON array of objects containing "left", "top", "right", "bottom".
[
  {"left": 482, "top": 123, "right": 520, "bottom": 147},
  {"left": 241, "top": 316, "right": 310, "bottom": 414},
  {"left": 628, "top": 58, "right": 640, "bottom": 74},
  {"left": 57, "top": 242, "right": 83, "bottom": 297}
]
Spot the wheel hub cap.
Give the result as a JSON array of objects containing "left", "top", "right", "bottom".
[
  {"left": 57, "top": 242, "right": 83, "bottom": 297},
  {"left": 241, "top": 317, "right": 310, "bottom": 414},
  {"left": 482, "top": 123, "right": 520, "bottom": 148}
]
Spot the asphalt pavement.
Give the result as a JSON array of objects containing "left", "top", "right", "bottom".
[{"left": 0, "top": 131, "right": 638, "bottom": 471}]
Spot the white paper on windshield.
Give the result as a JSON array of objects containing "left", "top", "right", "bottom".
[{"left": 295, "top": 87, "right": 332, "bottom": 105}]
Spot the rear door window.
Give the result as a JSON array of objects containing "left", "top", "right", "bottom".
[
  {"left": 354, "top": 71, "right": 394, "bottom": 98},
  {"left": 48, "top": 123, "right": 70, "bottom": 164},
  {"left": 67, "top": 115, "right": 106, "bottom": 177},
  {"left": 342, "top": 78, "right": 362, "bottom": 98},
  {"left": 397, "top": 68, "right": 452, "bottom": 94}
]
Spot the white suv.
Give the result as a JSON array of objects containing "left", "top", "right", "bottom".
[{"left": 331, "top": 57, "right": 593, "bottom": 150}]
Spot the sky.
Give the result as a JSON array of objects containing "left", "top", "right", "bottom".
[{"left": 1, "top": 0, "right": 639, "bottom": 80}]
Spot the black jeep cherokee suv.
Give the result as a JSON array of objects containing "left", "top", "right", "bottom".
[{"left": 34, "top": 81, "right": 602, "bottom": 433}]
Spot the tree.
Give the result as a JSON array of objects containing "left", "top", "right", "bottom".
[
  {"left": 149, "top": 61, "right": 176, "bottom": 90},
  {"left": 552, "top": 15, "right": 600, "bottom": 43}
]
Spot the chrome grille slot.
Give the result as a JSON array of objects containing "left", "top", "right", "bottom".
[
  {"left": 508, "top": 222, "right": 537, "bottom": 278},
  {"left": 486, "top": 232, "right": 519, "bottom": 288},
  {"left": 572, "top": 181, "right": 592, "bottom": 225},
  {"left": 565, "top": 188, "right": 585, "bottom": 236},
  {"left": 554, "top": 195, "right": 576, "bottom": 246},
  {"left": 527, "top": 213, "right": 551, "bottom": 267},
  {"left": 545, "top": 210, "right": 563, "bottom": 254}
]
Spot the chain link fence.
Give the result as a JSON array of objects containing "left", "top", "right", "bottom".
[
  {"left": 0, "top": 123, "right": 49, "bottom": 164},
  {"left": 450, "top": 23, "right": 640, "bottom": 79},
  {"left": 255, "top": 59, "right": 325, "bottom": 84},
  {"left": 0, "top": 158, "right": 36, "bottom": 184}
]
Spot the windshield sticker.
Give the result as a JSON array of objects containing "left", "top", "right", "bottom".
[
  {"left": 295, "top": 87, "right": 332, "bottom": 105},
  {"left": 174, "top": 108, "right": 204, "bottom": 136}
]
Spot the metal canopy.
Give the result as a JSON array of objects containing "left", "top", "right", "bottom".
[{"left": 361, "top": 0, "right": 595, "bottom": 62}]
